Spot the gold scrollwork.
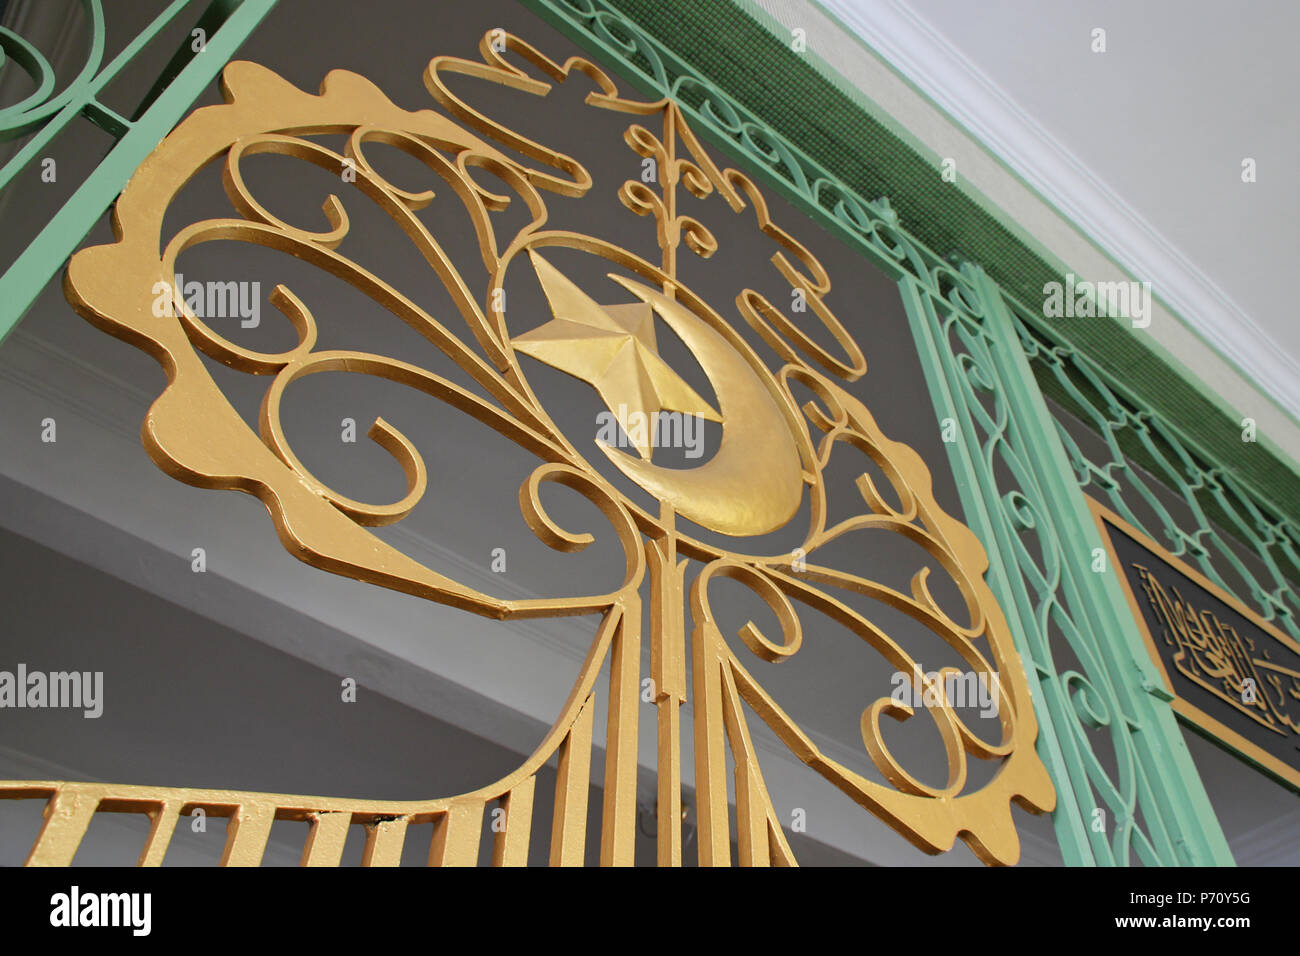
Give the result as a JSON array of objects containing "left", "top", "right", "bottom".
[{"left": 34, "top": 30, "right": 1056, "bottom": 867}]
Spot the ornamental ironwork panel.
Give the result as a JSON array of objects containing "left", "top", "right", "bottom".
[{"left": 0, "top": 29, "right": 1059, "bottom": 866}]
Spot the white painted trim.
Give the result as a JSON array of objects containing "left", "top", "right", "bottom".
[{"left": 818, "top": 0, "right": 1300, "bottom": 422}]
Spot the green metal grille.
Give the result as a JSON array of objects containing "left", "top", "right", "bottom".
[
  {"left": 1011, "top": 295, "right": 1300, "bottom": 644},
  {"left": 903, "top": 268, "right": 1235, "bottom": 865}
]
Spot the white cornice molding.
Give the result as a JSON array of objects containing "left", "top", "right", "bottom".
[{"left": 817, "top": 0, "right": 1300, "bottom": 422}]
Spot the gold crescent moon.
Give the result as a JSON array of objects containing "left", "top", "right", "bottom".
[{"left": 599, "top": 274, "right": 805, "bottom": 537}]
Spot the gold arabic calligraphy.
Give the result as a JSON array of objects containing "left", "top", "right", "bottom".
[{"left": 1134, "top": 564, "right": 1300, "bottom": 736}]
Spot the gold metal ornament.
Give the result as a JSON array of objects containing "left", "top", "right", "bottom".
[
  {"left": 511, "top": 252, "right": 723, "bottom": 461},
  {"left": 7, "top": 29, "right": 1055, "bottom": 866}
]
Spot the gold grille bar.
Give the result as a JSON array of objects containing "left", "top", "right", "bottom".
[{"left": 0, "top": 780, "right": 537, "bottom": 867}]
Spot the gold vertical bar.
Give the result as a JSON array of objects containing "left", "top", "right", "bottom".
[
  {"left": 220, "top": 803, "right": 275, "bottom": 867},
  {"left": 719, "top": 661, "right": 795, "bottom": 867},
  {"left": 301, "top": 811, "right": 352, "bottom": 867},
  {"left": 137, "top": 801, "right": 181, "bottom": 867},
  {"left": 648, "top": 520, "right": 686, "bottom": 867},
  {"left": 601, "top": 598, "right": 641, "bottom": 866},
  {"left": 26, "top": 786, "right": 98, "bottom": 866},
  {"left": 361, "top": 816, "right": 409, "bottom": 867},
  {"left": 660, "top": 105, "right": 679, "bottom": 289},
  {"left": 550, "top": 694, "right": 595, "bottom": 866},
  {"left": 657, "top": 697, "right": 683, "bottom": 866},
  {"left": 691, "top": 626, "right": 730, "bottom": 866},
  {"left": 429, "top": 803, "right": 483, "bottom": 866},
  {"left": 491, "top": 777, "right": 536, "bottom": 867},
  {"left": 648, "top": 536, "right": 684, "bottom": 703},
  {"left": 734, "top": 764, "right": 769, "bottom": 867},
  {"left": 768, "top": 820, "right": 797, "bottom": 867},
  {"left": 720, "top": 665, "right": 767, "bottom": 866}
]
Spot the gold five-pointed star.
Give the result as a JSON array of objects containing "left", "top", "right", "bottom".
[{"left": 511, "top": 252, "right": 721, "bottom": 460}]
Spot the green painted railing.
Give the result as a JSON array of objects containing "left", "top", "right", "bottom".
[{"left": 0, "top": 0, "right": 278, "bottom": 344}]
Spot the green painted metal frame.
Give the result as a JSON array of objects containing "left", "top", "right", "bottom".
[
  {"left": 1004, "top": 289, "right": 1300, "bottom": 790},
  {"left": 523, "top": 0, "right": 1244, "bottom": 864},
  {"left": 0, "top": 0, "right": 278, "bottom": 345}
]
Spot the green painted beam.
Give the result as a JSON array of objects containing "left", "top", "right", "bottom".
[{"left": 900, "top": 277, "right": 1096, "bottom": 866}]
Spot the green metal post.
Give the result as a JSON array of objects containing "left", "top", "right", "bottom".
[{"left": 901, "top": 276, "right": 1096, "bottom": 865}]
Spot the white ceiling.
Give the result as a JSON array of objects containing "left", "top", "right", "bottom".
[{"left": 819, "top": 0, "right": 1300, "bottom": 420}]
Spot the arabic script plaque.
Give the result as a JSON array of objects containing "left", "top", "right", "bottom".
[{"left": 1090, "top": 498, "right": 1300, "bottom": 790}]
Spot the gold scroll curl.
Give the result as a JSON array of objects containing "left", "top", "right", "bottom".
[{"left": 68, "top": 60, "right": 635, "bottom": 618}]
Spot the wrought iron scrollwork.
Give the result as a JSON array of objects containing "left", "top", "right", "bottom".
[{"left": 19, "top": 27, "right": 1056, "bottom": 867}]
